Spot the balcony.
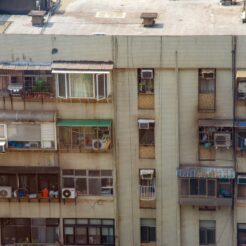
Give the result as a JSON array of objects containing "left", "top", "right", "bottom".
[
  {"left": 57, "top": 119, "right": 112, "bottom": 153},
  {"left": 0, "top": 67, "right": 55, "bottom": 101},
  {"left": 0, "top": 166, "right": 60, "bottom": 202},
  {"left": 139, "top": 185, "right": 156, "bottom": 208},
  {"left": 177, "top": 166, "right": 235, "bottom": 207}
]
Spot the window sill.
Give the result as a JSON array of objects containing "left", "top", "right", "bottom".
[{"left": 56, "top": 97, "right": 112, "bottom": 103}]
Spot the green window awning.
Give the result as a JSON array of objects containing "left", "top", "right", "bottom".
[{"left": 57, "top": 119, "right": 112, "bottom": 127}]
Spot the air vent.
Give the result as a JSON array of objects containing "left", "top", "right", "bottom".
[
  {"left": 29, "top": 10, "right": 46, "bottom": 26},
  {"left": 140, "top": 12, "right": 158, "bottom": 27}
]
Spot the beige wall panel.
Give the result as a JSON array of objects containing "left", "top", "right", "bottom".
[
  {"left": 163, "top": 36, "right": 232, "bottom": 68},
  {"left": 116, "top": 69, "right": 140, "bottom": 246},
  {"left": 61, "top": 198, "right": 114, "bottom": 218},
  {"left": 236, "top": 205, "right": 246, "bottom": 222},
  {"left": 237, "top": 157, "right": 246, "bottom": 172},
  {"left": 181, "top": 207, "right": 233, "bottom": 246},
  {"left": 155, "top": 70, "right": 179, "bottom": 246},
  {"left": 0, "top": 35, "right": 52, "bottom": 62},
  {"left": 236, "top": 36, "right": 246, "bottom": 68},
  {"left": 0, "top": 152, "right": 57, "bottom": 166},
  {"left": 59, "top": 153, "right": 113, "bottom": 169},
  {"left": 179, "top": 69, "right": 198, "bottom": 164}
]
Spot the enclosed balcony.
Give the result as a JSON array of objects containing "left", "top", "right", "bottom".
[
  {"left": 0, "top": 166, "right": 60, "bottom": 202},
  {"left": 198, "top": 119, "right": 233, "bottom": 161},
  {"left": 0, "top": 110, "right": 57, "bottom": 152},
  {"left": 177, "top": 166, "right": 235, "bottom": 207},
  {"left": 57, "top": 119, "right": 112, "bottom": 153},
  {"left": 139, "top": 169, "right": 156, "bottom": 209},
  {"left": 0, "top": 64, "right": 55, "bottom": 101}
]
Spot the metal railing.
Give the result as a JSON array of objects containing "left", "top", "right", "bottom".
[{"left": 139, "top": 185, "right": 156, "bottom": 200}]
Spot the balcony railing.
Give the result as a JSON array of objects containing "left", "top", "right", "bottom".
[{"left": 140, "top": 185, "right": 156, "bottom": 201}]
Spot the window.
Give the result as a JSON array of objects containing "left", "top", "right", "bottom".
[
  {"left": 139, "top": 169, "right": 156, "bottom": 201},
  {"left": 56, "top": 73, "right": 109, "bottom": 100},
  {"left": 62, "top": 169, "right": 113, "bottom": 196},
  {"left": 238, "top": 224, "right": 246, "bottom": 246},
  {"left": 198, "top": 69, "right": 216, "bottom": 112},
  {"left": 0, "top": 124, "right": 6, "bottom": 139},
  {"left": 1, "top": 218, "right": 59, "bottom": 245},
  {"left": 63, "top": 219, "right": 114, "bottom": 245},
  {"left": 139, "top": 120, "right": 155, "bottom": 146},
  {"left": 140, "top": 219, "right": 156, "bottom": 243},
  {"left": 138, "top": 69, "right": 154, "bottom": 94},
  {"left": 199, "top": 220, "right": 216, "bottom": 245},
  {"left": 58, "top": 126, "right": 111, "bottom": 151},
  {"left": 237, "top": 175, "right": 246, "bottom": 198},
  {"left": 5, "top": 123, "right": 55, "bottom": 150}
]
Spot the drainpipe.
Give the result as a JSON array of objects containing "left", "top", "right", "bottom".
[{"left": 232, "top": 35, "right": 237, "bottom": 246}]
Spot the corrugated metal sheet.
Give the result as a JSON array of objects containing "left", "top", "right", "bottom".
[
  {"left": 177, "top": 166, "right": 235, "bottom": 179},
  {"left": 198, "top": 119, "right": 233, "bottom": 127},
  {"left": 0, "top": 110, "right": 56, "bottom": 122},
  {"left": 52, "top": 61, "right": 113, "bottom": 71}
]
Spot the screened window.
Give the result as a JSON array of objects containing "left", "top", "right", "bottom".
[
  {"left": 138, "top": 69, "right": 154, "bottom": 94},
  {"left": 139, "top": 123, "right": 155, "bottom": 145},
  {"left": 199, "top": 69, "right": 216, "bottom": 94},
  {"left": 62, "top": 169, "right": 113, "bottom": 196},
  {"left": 140, "top": 219, "right": 156, "bottom": 243},
  {"left": 63, "top": 219, "right": 114, "bottom": 245},
  {"left": 199, "top": 220, "right": 216, "bottom": 245}
]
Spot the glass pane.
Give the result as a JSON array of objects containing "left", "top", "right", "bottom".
[
  {"left": 75, "top": 227, "right": 87, "bottom": 244},
  {"left": 58, "top": 74, "right": 66, "bottom": 97},
  {"left": 77, "top": 219, "right": 88, "bottom": 225},
  {"left": 64, "top": 227, "right": 74, "bottom": 244},
  {"left": 199, "top": 229, "right": 206, "bottom": 245},
  {"left": 141, "top": 226, "right": 148, "bottom": 243},
  {"left": 64, "top": 219, "right": 76, "bottom": 225},
  {"left": 63, "top": 178, "right": 75, "bottom": 188},
  {"left": 0, "top": 125, "right": 5, "bottom": 138},
  {"left": 208, "top": 229, "right": 216, "bottom": 244},
  {"left": 62, "top": 169, "right": 74, "bottom": 176},
  {"left": 31, "top": 227, "right": 46, "bottom": 243},
  {"left": 139, "top": 129, "right": 155, "bottom": 145},
  {"left": 208, "top": 180, "right": 216, "bottom": 196},
  {"left": 101, "top": 170, "right": 112, "bottom": 176},
  {"left": 198, "top": 179, "right": 206, "bottom": 196},
  {"left": 88, "top": 227, "right": 100, "bottom": 244},
  {"left": 89, "top": 178, "right": 101, "bottom": 195},
  {"left": 76, "top": 178, "right": 87, "bottom": 195},
  {"left": 89, "top": 170, "right": 100, "bottom": 177},
  {"left": 149, "top": 227, "right": 156, "bottom": 242},
  {"left": 90, "top": 219, "right": 101, "bottom": 225},
  {"left": 31, "top": 219, "right": 45, "bottom": 226},
  {"left": 75, "top": 170, "right": 86, "bottom": 176},
  {"left": 180, "top": 179, "right": 189, "bottom": 196},
  {"left": 96, "top": 74, "right": 106, "bottom": 99},
  {"left": 46, "top": 226, "right": 57, "bottom": 243},
  {"left": 102, "top": 227, "right": 114, "bottom": 244},
  {"left": 70, "top": 74, "right": 93, "bottom": 98},
  {"left": 190, "top": 179, "right": 198, "bottom": 195},
  {"left": 102, "top": 220, "right": 114, "bottom": 225}
]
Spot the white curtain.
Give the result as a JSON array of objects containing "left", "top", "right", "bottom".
[{"left": 70, "top": 74, "right": 93, "bottom": 98}]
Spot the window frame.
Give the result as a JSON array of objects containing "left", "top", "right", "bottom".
[
  {"left": 140, "top": 219, "right": 156, "bottom": 243},
  {"left": 138, "top": 68, "right": 154, "bottom": 94},
  {"left": 199, "top": 220, "right": 216, "bottom": 246},
  {"left": 56, "top": 73, "right": 109, "bottom": 100}
]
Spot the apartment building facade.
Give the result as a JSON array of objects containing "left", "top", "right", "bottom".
[{"left": 1, "top": 1, "right": 246, "bottom": 245}]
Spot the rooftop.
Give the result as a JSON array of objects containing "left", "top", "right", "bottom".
[{"left": 0, "top": 0, "right": 246, "bottom": 36}]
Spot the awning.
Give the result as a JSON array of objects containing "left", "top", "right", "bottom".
[
  {"left": 140, "top": 169, "right": 154, "bottom": 175},
  {"left": 0, "top": 166, "right": 59, "bottom": 174},
  {"left": 235, "top": 121, "right": 246, "bottom": 127},
  {"left": 0, "top": 110, "right": 56, "bottom": 122},
  {"left": 138, "top": 119, "right": 155, "bottom": 124},
  {"left": 198, "top": 119, "right": 233, "bottom": 127},
  {"left": 177, "top": 166, "right": 235, "bottom": 179},
  {"left": 236, "top": 70, "right": 246, "bottom": 78},
  {"left": 52, "top": 61, "right": 113, "bottom": 73},
  {"left": 0, "top": 62, "right": 51, "bottom": 71},
  {"left": 57, "top": 119, "right": 112, "bottom": 127}
]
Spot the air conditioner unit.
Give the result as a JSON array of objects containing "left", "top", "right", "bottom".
[
  {"left": 139, "top": 122, "right": 150, "bottom": 129},
  {"left": 201, "top": 70, "right": 215, "bottom": 80},
  {"left": 42, "top": 141, "right": 53, "bottom": 149},
  {"left": 140, "top": 169, "right": 154, "bottom": 180},
  {"left": 214, "top": 133, "right": 231, "bottom": 149},
  {"left": 141, "top": 69, "right": 153, "bottom": 80},
  {"left": 0, "top": 141, "right": 6, "bottom": 153},
  {"left": 62, "top": 188, "right": 76, "bottom": 199},
  {"left": 7, "top": 83, "right": 23, "bottom": 96},
  {"left": 0, "top": 187, "right": 12, "bottom": 198},
  {"left": 92, "top": 139, "right": 108, "bottom": 151}
]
